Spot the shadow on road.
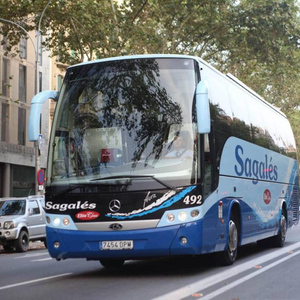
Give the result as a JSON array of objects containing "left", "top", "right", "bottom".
[{"left": 0, "top": 241, "right": 46, "bottom": 254}]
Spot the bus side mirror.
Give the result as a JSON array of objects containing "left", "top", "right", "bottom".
[
  {"left": 196, "top": 81, "right": 211, "bottom": 134},
  {"left": 28, "top": 90, "right": 59, "bottom": 141}
]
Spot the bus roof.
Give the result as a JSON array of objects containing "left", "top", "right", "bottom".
[{"left": 67, "top": 54, "right": 198, "bottom": 69}]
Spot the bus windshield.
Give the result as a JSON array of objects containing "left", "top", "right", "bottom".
[{"left": 49, "top": 58, "right": 198, "bottom": 189}]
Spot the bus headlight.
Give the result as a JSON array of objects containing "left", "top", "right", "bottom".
[
  {"left": 191, "top": 210, "right": 200, "bottom": 218},
  {"left": 53, "top": 218, "right": 60, "bottom": 226},
  {"left": 178, "top": 212, "right": 187, "bottom": 221},
  {"left": 167, "top": 213, "right": 175, "bottom": 222},
  {"left": 63, "top": 218, "right": 70, "bottom": 226},
  {"left": 158, "top": 207, "right": 202, "bottom": 228}
]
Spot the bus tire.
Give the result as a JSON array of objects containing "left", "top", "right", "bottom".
[
  {"left": 215, "top": 215, "right": 239, "bottom": 266},
  {"left": 272, "top": 210, "right": 287, "bottom": 248},
  {"left": 15, "top": 230, "right": 29, "bottom": 252},
  {"left": 99, "top": 259, "right": 125, "bottom": 268}
]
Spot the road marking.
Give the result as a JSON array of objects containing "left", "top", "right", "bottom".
[
  {"left": 31, "top": 258, "right": 53, "bottom": 262},
  {"left": 0, "top": 273, "right": 72, "bottom": 291},
  {"left": 152, "top": 241, "right": 300, "bottom": 300},
  {"left": 198, "top": 249, "right": 300, "bottom": 300},
  {"left": 15, "top": 252, "right": 49, "bottom": 259}
]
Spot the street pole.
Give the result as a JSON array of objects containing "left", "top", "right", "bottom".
[{"left": 34, "top": 0, "right": 53, "bottom": 195}]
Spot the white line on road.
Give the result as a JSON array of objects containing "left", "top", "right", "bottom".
[
  {"left": 152, "top": 241, "right": 300, "bottom": 300},
  {"left": 198, "top": 249, "right": 300, "bottom": 300},
  {"left": 0, "top": 273, "right": 72, "bottom": 291},
  {"left": 15, "top": 252, "right": 49, "bottom": 259},
  {"left": 31, "top": 258, "right": 53, "bottom": 262}
]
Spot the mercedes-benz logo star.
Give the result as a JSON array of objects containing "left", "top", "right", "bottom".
[
  {"left": 109, "top": 223, "right": 123, "bottom": 230},
  {"left": 109, "top": 199, "right": 121, "bottom": 212}
]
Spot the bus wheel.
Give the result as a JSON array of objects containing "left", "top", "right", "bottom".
[
  {"left": 99, "top": 259, "right": 125, "bottom": 268},
  {"left": 272, "top": 212, "right": 287, "bottom": 247},
  {"left": 216, "top": 218, "right": 238, "bottom": 266}
]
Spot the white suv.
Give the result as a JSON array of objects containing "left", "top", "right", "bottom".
[{"left": 0, "top": 196, "right": 46, "bottom": 252}]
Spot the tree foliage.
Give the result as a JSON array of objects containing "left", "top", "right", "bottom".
[{"left": 1, "top": 0, "right": 300, "bottom": 148}]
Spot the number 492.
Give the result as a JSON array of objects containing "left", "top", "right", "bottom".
[{"left": 183, "top": 195, "right": 202, "bottom": 205}]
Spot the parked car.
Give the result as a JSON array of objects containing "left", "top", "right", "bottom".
[{"left": 0, "top": 195, "right": 46, "bottom": 252}]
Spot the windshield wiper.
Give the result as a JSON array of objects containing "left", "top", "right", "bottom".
[
  {"left": 51, "top": 175, "right": 178, "bottom": 199},
  {"left": 90, "top": 175, "right": 179, "bottom": 191},
  {"left": 50, "top": 183, "right": 116, "bottom": 198}
]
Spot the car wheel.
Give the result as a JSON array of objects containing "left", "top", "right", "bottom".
[{"left": 15, "top": 230, "right": 29, "bottom": 252}]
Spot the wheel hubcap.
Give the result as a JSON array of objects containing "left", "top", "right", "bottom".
[
  {"left": 281, "top": 215, "right": 286, "bottom": 241},
  {"left": 229, "top": 220, "right": 238, "bottom": 253}
]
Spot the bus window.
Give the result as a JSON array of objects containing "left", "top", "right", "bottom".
[
  {"left": 53, "top": 135, "right": 67, "bottom": 177},
  {"left": 228, "top": 84, "right": 252, "bottom": 143}
]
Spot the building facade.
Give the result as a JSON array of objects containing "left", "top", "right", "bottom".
[{"left": 0, "top": 30, "right": 53, "bottom": 197}]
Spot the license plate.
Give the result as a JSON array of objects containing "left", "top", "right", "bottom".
[{"left": 100, "top": 240, "right": 133, "bottom": 250}]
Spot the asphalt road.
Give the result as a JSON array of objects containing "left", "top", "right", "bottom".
[{"left": 1, "top": 225, "right": 300, "bottom": 300}]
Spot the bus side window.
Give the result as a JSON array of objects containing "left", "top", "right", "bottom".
[
  {"left": 53, "top": 136, "right": 67, "bottom": 176},
  {"left": 203, "top": 134, "right": 212, "bottom": 198},
  {"left": 203, "top": 131, "right": 218, "bottom": 199}
]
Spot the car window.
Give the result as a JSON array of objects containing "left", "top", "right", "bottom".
[
  {"left": 39, "top": 198, "right": 45, "bottom": 208},
  {"left": 0, "top": 199, "right": 26, "bottom": 216},
  {"left": 28, "top": 200, "right": 40, "bottom": 215}
]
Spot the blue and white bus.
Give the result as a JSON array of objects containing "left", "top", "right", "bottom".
[{"left": 29, "top": 54, "right": 299, "bottom": 267}]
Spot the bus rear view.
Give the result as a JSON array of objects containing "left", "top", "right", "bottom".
[{"left": 29, "top": 55, "right": 298, "bottom": 268}]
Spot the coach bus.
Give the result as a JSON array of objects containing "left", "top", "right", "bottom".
[{"left": 28, "top": 54, "right": 299, "bottom": 267}]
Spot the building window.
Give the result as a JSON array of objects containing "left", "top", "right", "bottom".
[
  {"left": 38, "top": 35, "right": 42, "bottom": 66},
  {"left": 19, "top": 65, "right": 26, "bottom": 103},
  {"left": 2, "top": 58, "right": 10, "bottom": 97},
  {"left": 20, "top": 37, "right": 27, "bottom": 59},
  {"left": 39, "top": 71, "right": 42, "bottom": 92},
  {"left": 12, "top": 165, "right": 35, "bottom": 197},
  {"left": 1, "top": 103, "right": 8, "bottom": 142},
  {"left": 18, "top": 107, "right": 26, "bottom": 145}
]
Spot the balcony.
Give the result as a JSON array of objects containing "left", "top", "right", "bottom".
[{"left": 0, "top": 141, "right": 35, "bottom": 166}]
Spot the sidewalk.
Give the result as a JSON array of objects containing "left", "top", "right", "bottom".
[{"left": 28, "top": 241, "right": 46, "bottom": 250}]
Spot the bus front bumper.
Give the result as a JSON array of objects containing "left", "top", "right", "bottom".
[{"left": 46, "top": 221, "right": 204, "bottom": 260}]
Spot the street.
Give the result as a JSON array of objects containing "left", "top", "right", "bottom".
[{"left": 1, "top": 225, "right": 300, "bottom": 300}]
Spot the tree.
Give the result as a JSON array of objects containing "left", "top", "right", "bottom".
[
  {"left": 1, "top": 0, "right": 300, "bottom": 150},
  {"left": 0, "top": 0, "right": 35, "bottom": 56},
  {"left": 1, "top": 1, "right": 299, "bottom": 67},
  {"left": 41, "top": 0, "right": 122, "bottom": 64}
]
